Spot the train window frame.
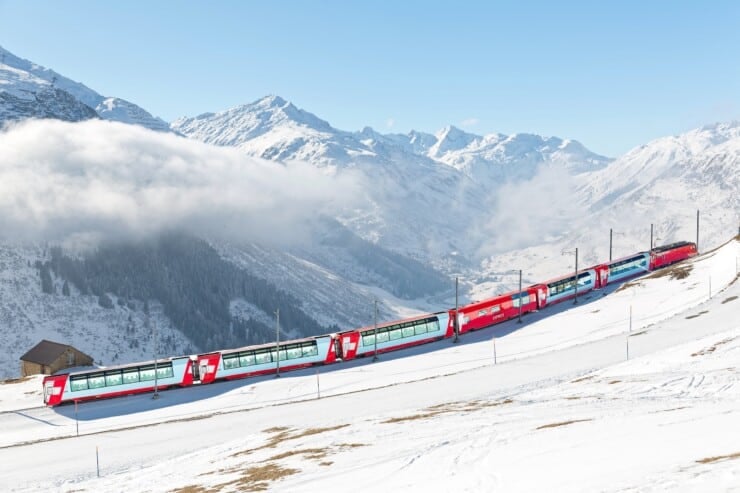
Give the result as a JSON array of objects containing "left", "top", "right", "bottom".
[
  {"left": 254, "top": 350, "right": 271, "bottom": 365},
  {"left": 87, "top": 373, "right": 106, "bottom": 389},
  {"left": 105, "top": 370, "right": 123, "bottom": 387},
  {"left": 70, "top": 375, "right": 89, "bottom": 392},
  {"left": 139, "top": 366, "right": 156, "bottom": 382},
  {"left": 239, "top": 352, "right": 255, "bottom": 367},
  {"left": 301, "top": 343, "right": 319, "bottom": 357},
  {"left": 122, "top": 369, "right": 139, "bottom": 384},
  {"left": 389, "top": 328, "right": 402, "bottom": 340},
  {"left": 156, "top": 365, "right": 174, "bottom": 379}
]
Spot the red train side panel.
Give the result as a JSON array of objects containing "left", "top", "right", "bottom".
[
  {"left": 650, "top": 241, "right": 698, "bottom": 270},
  {"left": 457, "top": 286, "right": 542, "bottom": 333}
]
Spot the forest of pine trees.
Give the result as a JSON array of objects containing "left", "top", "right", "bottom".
[{"left": 43, "top": 232, "right": 326, "bottom": 352}]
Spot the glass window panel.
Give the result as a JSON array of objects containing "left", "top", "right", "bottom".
[
  {"left": 389, "top": 329, "right": 402, "bottom": 340},
  {"left": 362, "top": 334, "right": 375, "bottom": 346},
  {"left": 88, "top": 374, "right": 106, "bottom": 389},
  {"left": 105, "top": 371, "right": 122, "bottom": 386},
  {"left": 157, "top": 366, "right": 173, "bottom": 379},
  {"left": 302, "top": 344, "right": 318, "bottom": 357},
  {"left": 414, "top": 324, "right": 427, "bottom": 335},
  {"left": 287, "top": 347, "right": 302, "bottom": 360},
  {"left": 402, "top": 326, "right": 415, "bottom": 338},
  {"left": 122, "top": 370, "right": 139, "bottom": 384},
  {"left": 139, "top": 367, "right": 155, "bottom": 381},
  {"left": 70, "top": 376, "right": 88, "bottom": 391},
  {"left": 223, "top": 354, "right": 239, "bottom": 370},
  {"left": 239, "top": 352, "right": 255, "bottom": 367},
  {"left": 376, "top": 331, "right": 389, "bottom": 343},
  {"left": 254, "top": 351, "right": 271, "bottom": 365}
]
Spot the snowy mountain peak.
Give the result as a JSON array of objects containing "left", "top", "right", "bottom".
[
  {"left": 429, "top": 125, "right": 478, "bottom": 156},
  {"left": 0, "top": 45, "right": 169, "bottom": 131}
]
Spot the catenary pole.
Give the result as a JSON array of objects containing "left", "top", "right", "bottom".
[
  {"left": 454, "top": 277, "right": 460, "bottom": 342},
  {"left": 373, "top": 299, "right": 379, "bottom": 361},
  {"left": 609, "top": 228, "right": 613, "bottom": 262},
  {"left": 275, "top": 309, "right": 280, "bottom": 377},
  {"left": 517, "top": 269, "right": 523, "bottom": 323},
  {"left": 153, "top": 320, "right": 159, "bottom": 399},
  {"left": 573, "top": 248, "right": 579, "bottom": 304}
]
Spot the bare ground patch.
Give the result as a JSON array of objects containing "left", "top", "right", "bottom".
[
  {"left": 536, "top": 419, "right": 593, "bottom": 430},
  {"left": 647, "top": 262, "right": 693, "bottom": 281},
  {"left": 232, "top": 424, "right": 350, "bottom": 458},
  {"left": 382, "top": 399, "right": 513, "bottom": 424},
  {"left": 722, "top": 295, "right": 738, "bottom": 304},
  {"left": 629, "top": 330, "right": 647, "bottom": 337},
  {"left": 685, "top": 310, "right": 709, "bottom": 320},
  {"left": 696, "top": 452, "right": 740, "bottom": 464},
  {"left": 691, "top": 337, "right": 735, "bottom": 357},
  {"left": 608, "top": 380, "right": 621, "bottom": 385},
  {"left": 571, "top": 375, "right": 594, "bottom": 383}
]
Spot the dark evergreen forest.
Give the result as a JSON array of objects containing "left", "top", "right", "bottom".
[{"left": 43, "top": 233, "right": 326, "bottom": 352}]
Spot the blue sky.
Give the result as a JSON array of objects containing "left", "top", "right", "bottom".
[{"left": 1, "top": 0, "right": 738, "bottom": 156}]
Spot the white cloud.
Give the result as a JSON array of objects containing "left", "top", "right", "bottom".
[
  {"left": 385, "top": 118, "right": 395, "bottom": 128},
  {"left": 0, "top": 119, "right": 366, "bottom": 246},
  {"left": 474, "top": 165, "right": 579, "bottom": 257}
]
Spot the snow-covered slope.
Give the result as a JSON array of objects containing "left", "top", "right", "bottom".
[
  {"left": 0, "top": 46, "right": 169, "bottom": 131},
  {"left": 1, "top": 237, "right": 737, "bottom": 492}
]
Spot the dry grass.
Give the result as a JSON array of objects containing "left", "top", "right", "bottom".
[
  {"left": 571, "top": 375, "right": 594, "bottom": 383},
  {"left": 722, "top": 295, "right": 738, "bottom": 304},
  {"left": 608, "top": 380, "right": 621, "bottom": 385},
  {"left": 685, "top": 310, "right": 709, "bottom": 320},
  {"left": 691, "top": 337, "right": 735, "bottom": 357},
  {"left": 171, "top": 486, "right": 213, "bottom": 493},
  {"left": 382, "top": 399, "right": 513, "bottom": 424},
  {"left": 696, "top": 452, "right": 740, "bottom": 464},
  {"left": 646, "top": 263, "right": 693, "bottom": 281},
  {"left": 233, "top": 424, "right": 350, "bottom": 457},
  {"left": 536, "top": 419, "right": 592, "bottom": 430}
]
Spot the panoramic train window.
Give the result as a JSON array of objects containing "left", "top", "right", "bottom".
[
  {"left": 239, "top": 352, "right": 255, "bottom": 367},
  {"left": 254, "top": 350, "right": 271, "bottom": 365},
  {"left": 156, "top": 366, "right": 174, "bottom": 379},
  {"left": 122, "top": 369, "right": 139, "bottom": 384},
  {"left": 301, "top": 343, "right": 319, "bottom": 357},
  {"left": 139, "top": 366, "right": 156, "bottom": 381},
  {"left": 70, "top": 375, "right": 88, "bottom": 392},
  {"left": 88, "top": 373, "right": 106, "bottom": 389},
  {"left": 105, "top": 371, "right": 123, "bottom": 386}
]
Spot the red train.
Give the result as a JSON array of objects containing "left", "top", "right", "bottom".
[{"left": 43, "top": 241, "right": 697, "bottom": 406}]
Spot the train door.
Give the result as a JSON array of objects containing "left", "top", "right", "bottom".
[
  {"left": 190, "top": 356, "right": 201, "bottom": 383},
  {"left": 43, "top": 380, "right": 54, "bottom": 405},
  {"left": 339, "top": 332, "right": 360, "bottom": 360}
]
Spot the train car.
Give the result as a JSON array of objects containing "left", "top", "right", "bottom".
[
  {"left": 542, "top": 268, "right": 597, "bottom": 306},
  {"left": 457, "top": 286, "right": 544, "bottom": 333},
  {"left": 603, "top": 252, "right": 650, "bottom": 285},
  {"left": 649, "top": 241, "right": 698, "bottom": 270},
  {"left": 43, "top": 356, "right": 196, "bottom": 406},
  {"left": 336, "top": 311, "right": 454, "bottom": 360},
  {"left": 197, "top": 334, "right": 338, "bottom": 384}
]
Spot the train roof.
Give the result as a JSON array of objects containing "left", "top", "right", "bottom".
[{"left": 650, "top": 241, "right": 695, "bottom": 254}]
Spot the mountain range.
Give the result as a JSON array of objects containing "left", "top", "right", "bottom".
[{"left": 0, "top": 45, "right": 738, "bottom": 379}]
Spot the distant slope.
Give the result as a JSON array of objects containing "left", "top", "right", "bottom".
[{"left": 0, "top": 45, "right": 169, "bottom": 131}]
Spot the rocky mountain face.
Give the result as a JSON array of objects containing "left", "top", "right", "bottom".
[{"left": 0, "top": 46, "right": 168, "bottom": 131}]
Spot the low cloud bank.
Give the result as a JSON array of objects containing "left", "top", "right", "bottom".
[
  {"left": 475, "top": 165, "right": 579, "bottom": 257},
  {"left": 0, "top": 119, "right": 365, "bottom": 247}
]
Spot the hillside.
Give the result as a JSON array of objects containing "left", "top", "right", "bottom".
[{"left": 1, "top": 236, "right": 737, "bottom": 492}]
